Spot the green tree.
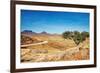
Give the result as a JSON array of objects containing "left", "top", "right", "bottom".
[
  {"left": 73, "top": 31, "right": 82, "bottom": 45},
  {"left": 62, "top": 31, "right": 89, "bottom": 45},
  {"left": 81, "top": 31, "right": 89, "bottom": 41},
  {"left": 62, "top": 31, "right": 72, "bottom": 39}
]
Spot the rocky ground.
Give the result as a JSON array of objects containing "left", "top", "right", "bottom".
[{"left": 21, "top": 35, "right": 89, "bottom": 62}]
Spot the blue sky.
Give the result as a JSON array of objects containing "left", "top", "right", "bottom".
[{"left": 21, "top": 10, "right": 90, "bottom": 34}]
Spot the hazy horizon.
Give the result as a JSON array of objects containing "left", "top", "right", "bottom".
[
  {"left": 21, "top": 10, "right": 90, "bottom": 34},
  {"left": 22, "top": 30, "right": 89, "bottom": 35}
]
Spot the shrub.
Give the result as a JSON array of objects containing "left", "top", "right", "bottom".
[
  {"left": 81, "top": 31, "right": 89, "bottom": 41},
  {"left": 62, "top": 31, "right": 74, "bottom": 40},
  {"left": 62, "top": 31, "right": 89, "bottom": 45}
]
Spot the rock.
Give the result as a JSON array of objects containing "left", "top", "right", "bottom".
[
  {"left": 46, "top": 52, "right": 65, "bottom": 61},
  {"left": 21, "top": 49, "right": 31, "bottom": 56},
  {"left": 31, "top": 49, "right": 48, "bottom": 54},
  {"left": 35, "top": 55, "right": 47, "bottom": 62}
]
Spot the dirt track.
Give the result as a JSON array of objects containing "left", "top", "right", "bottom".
[{"left": 21, "top": 41, "right": 48, "bottom": 48}]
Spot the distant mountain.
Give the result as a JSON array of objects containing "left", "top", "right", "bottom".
[
  {"left": 40, "top": 31, "right": 49, "bottom": 35},
  {"left": 21, "top": 30, "right": 61, "bottom": 36},
  {"left": 21, "top": 30, "right": 37, "bottom": 35},
  {"left": 21, "top": 30, "right": 49, "bottom": 35}
]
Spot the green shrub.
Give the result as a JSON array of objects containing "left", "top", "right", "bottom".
[
  {"left": 81, "top": 31, "right": 89, "bottom": 41},
  {"left": 62, "top": 31, "right": 89, "bottom": 45}
]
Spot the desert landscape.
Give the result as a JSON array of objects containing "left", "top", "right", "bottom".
[
  {"left": 21, "top": 30, "right": 90, "bottom": 62},
  {"left": 20, "top": 10, "right": 90, "bottom": 63}
]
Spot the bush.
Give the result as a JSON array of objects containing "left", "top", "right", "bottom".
[
  {"left": 62, "top": 31, "right": 73, "bottom": 39},
  {"left": 62, "top": 31, "right": 89, "bottom": 45},
  {"left": 81, "top": 31, "right": 89, "bottom": 41},
  {"left": 62, "top": 31, "right": 71, "bottom": 39}
]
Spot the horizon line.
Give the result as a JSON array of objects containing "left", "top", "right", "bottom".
[{"left": 21, "top": 30, "right": 89, "bottom": 34}]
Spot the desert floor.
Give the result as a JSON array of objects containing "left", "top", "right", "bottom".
[{"left": 21, "top": 34, "right": 89, "bottom": 62}]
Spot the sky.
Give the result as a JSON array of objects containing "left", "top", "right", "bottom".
[{"left": 21, "top": 10, "right": 90, "bottom": 34}]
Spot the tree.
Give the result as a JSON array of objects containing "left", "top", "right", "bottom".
[
  {"left": 81, "top": 31, "right": 89, "bottom": 41},
  {"left": 73, "top": 31, "right": 82, "bottom": 45},
  {"left": 62, "top": 31, "right": 89, "bottom": 45},
  {"left": 62, "top": 31, "right": 72, "bottom": 39}
]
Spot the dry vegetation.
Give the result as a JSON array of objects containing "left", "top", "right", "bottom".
[{"left": 21, "top": 34, "right": 90, "bottom": 63}]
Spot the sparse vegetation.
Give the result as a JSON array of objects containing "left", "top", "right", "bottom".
[
  {"left": 81, "top": 31, "right": 89, "bottom": 41},
  {"left": 21, "top": 31, "right": 90, "bottom": 62},
  {"left": 62, "top": 31, "right": 89, "bottom": 45}
]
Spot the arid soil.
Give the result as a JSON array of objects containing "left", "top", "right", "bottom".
[{"left": 21, "top": 34, "right": 89, "bottom": 62}]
